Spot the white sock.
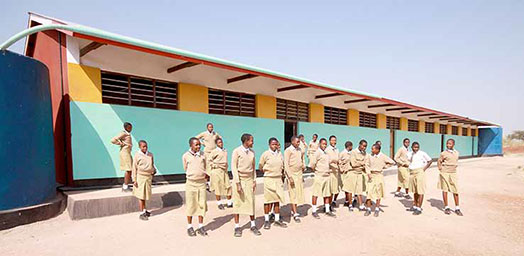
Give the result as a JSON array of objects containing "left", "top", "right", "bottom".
[
  {"left": 359, "top": 205, "right": 365, "bottom": 209},
  {"left": 275, "top": 213, "right": 280, "bottom": 221},
  {"left": 221, "top": 199, "right": 227, "bottom": 205},
  {"left": 367, "top": 207, "right": 371, "bottom": 211},
  {"left": 198, "top": 223, "right": 204, "bottom": 228},
  {"left": 235, "top": 223, "right": 240, "bottom": 228},
  {"left": 142, "top": 209, "right": 147, "bottom": 214},
  {"left": 264, "top": 214, "right": 270, "bottom": 221},
  {"left": 250, "top": 221, "right": 256, "bottom": 227},
  {"left": 216, "top": 200, "right": 221, "bottom": 206},
  {"left": 312, "top": 205, "right": 317, "bottom": 213},
  {"left": 293, "top": 213, "right": 299, "bottom": 217},
  {"left": 123, "top": 184, "right": 128, "bottom": 189},
  {"left": 227, "top": 199, "right": 233, "bottom": 206},
  {"left": 187, "top": 224, "right": 193, "bottom": 229},
  {"left": 325, "top": 204, "right": 331, "bottom": 212},
  {"left": 375, "top": 207, "right": 380, "bottom": 212},
  {"left": 455, "top": 206, "right": 460, "bottom": 211},
  {"left": 444, "top": 206, "right": 451, "bottom": 210}
]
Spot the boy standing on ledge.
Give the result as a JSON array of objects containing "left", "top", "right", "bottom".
[
  {"left": 111, "top": 122, "right": 133, "bottom": 192},
  {"left": 132, "top": 140, "right": 156, "bottom": 221}
]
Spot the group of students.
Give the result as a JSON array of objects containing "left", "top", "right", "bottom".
[{"left": 110, "top": 122, "right": 463, "bottom": 237}]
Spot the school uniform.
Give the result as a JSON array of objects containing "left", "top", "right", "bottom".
[
  {"left": 309, "top": 149, "right": 331, "bottom": 198},
  {"left": 208, "top": 147, "right": 231, "bottom": 197},
  {"left": 183, "top": 150, "right": 208, "bottom": 217},
  {"left": 231, "top": 146, "right": 256, "bottom": 215},
  {"left": 307, "top": 140, "right": 319, "bottom": 163},
  {"left": 132, "top": 151, "right": 156, "bottom": 201},
  {"left": 365, "top": 153, "right": 395, "bottom": 201},
  {"left": 339, "top": 149, "right": 354, "bottom": 193},
  {"left": 407, "top": 150, "right": 432, "bottom": 195},
  {"left": 259, "top": 149, "right": 285, "bottom": 204},
  {"left": 196, "top": 130, "right": 221, "bottom": 172},
  {"left": 111, "top": 130, "right": 133, "bottom": 171},
  {"left": 394, "top": 146, "right": 410, "bottom": 189},
  {"left": 326, "top": 145, "right": 341, "bottom": 194},
  {"left": 437, "top": 149, "right": 460, "bottom": 193},
  {"left": 349, "top": 149, "right": 368, "bottom": 195},
  {"left": 284, "top": 145, "right": 305, "bottom": 204}
]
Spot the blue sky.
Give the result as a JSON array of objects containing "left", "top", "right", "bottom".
[{"left": 2, "top": 0, "right": 523, "bottom": 133}]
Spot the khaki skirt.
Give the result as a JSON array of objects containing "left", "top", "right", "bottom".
[
  {"left": 397, "top": 167, "right": 410, "bottom": 188},
  {"left": 330, "top": 172, "right": 342, "bottom": 194},
  {"left": 342, "top": 171, "right": 365, "bottom": 194},
  {"left": 233, "top": 176, "right": 256, "bottom": 215},
  {"left": 185, "top": 179, "right": 208, "bottom": 217},
  {"left": 408, "top": 168, "right": 426, "bottom": 194},
  {"left": 313, "top": 175, "right": 331, "bottom": 198},
  {"left": 288, "top": 171, "right": 305, "bottom": 204},
  {"left": 367, "top": 173, "right": 384, "bottom": 201},
  {"left": 119, "top": 148, "right": 132, "bottom": 171},
  {"left": 264, "top": 176, "right": 285, "bottom": 204},
  {"left": 438, "top": 172, "right": 459, "bottom": 193},
  {"left": 210, "top": 168, "right": 231, "bottom": 196},
  {"left": 134, "top": 173, "right": 152, "bottom": 200}
]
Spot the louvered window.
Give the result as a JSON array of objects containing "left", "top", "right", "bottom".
[
  {"left": 408, "top": 119, "right": 419, "bottom": 132},
  {"left": 425, "top": 122, "right": 434, "bottom": 133},
  {"left": 276, "top": 98, "right": 308, "bottom": 121},
  {"left": 387, "top": 116, "right": 400, "bottom": 130},
  {"left": 359, "top": 112, "right": 377, "bottom": 128},
  {"left": 324, "top": 106, "right": 347, "bottom": 125},
  {"left": 101, "top": 71, "right": 177, "bottom": 109},
  {"left": 440, "top": 124, "right": 447, "bottom": 134},
  {"left": 462, "top": 127, "right": 468, "bottom": 136},
  {"left": 452, "top": 126, "right": 459, "bottom": 135},
  {"left": 208, "top": 89, "right": 255, "bottom": 117}
]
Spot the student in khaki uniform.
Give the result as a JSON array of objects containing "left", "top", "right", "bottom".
[
  {"left": 307, "top": 134, "right": 319, "bottom": 165},
  {"left": 208, "top": 137, "right": 232, "bottom": 210},
  {"left": 326, "top": 135, "right": 342, "bottom": 209},
  {"left": 196, "top": 123, "right": 222, "bottom": 169},
  {"left": 437, "top": 139, "right": 463, "bottom": 216},
  {"left": 310, "top": 138, "right": 336, "bottom": 219},
  {"left": 260, "top": 138, "right": 288, "bottom": 230},
  {"left": 350, "top": 140, "right": 369, "bottom": 211},
  {"left": 183, "top": 137, "right": 209, "bottom": 236},
  {"left": 406, "top": 142, "right": 432, "bottom": 215},
  {"left": 364, "top": 144, "right": 395, "bottom": 217},
  {"left": 231, "top": 133, "right": 261, "bottom": 237},
  {"left": 132, "top": 140, "right": 156, "bottom": 221},
  {"left": 394, "top": 138, "right": 412, "bottom": 199},
  {"left": 111, "top": 122, "right": 133, "bottom": 192},
  {"left": 338, "top": 141, "right": 354, "bottom": 210},
  {"left": 298, "top": 134, "right": 307, "bottom": 162},
  {"left": 284, "top": 136, "right": 306, "bottom": 223}
]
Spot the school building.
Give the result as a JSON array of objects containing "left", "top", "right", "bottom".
[{"left": 10, "top": 13, "right": 503, "bottom": 190}]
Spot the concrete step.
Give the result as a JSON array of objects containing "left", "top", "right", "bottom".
[{"left": 0, "top": 192, "right": 66, "bottom": 230}]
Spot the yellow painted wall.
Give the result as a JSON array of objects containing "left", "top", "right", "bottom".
[
  {"left": 467, "top": 127, "right": 472, "bottom": 136},
  {"left": 434, "top": 122, "right": 440, "bottom": 134},
  {"left": 347, "top": 109, "right": 359, "bottom": 126},
  {"left": 67, "top": 63, "right": 102, "bottom": 103},
  {"left": 418, "top": 120, "right": 426, "bottom": 133},
  {"left": 309, "top": 103, "right": 324, "bottom": 123},
  {"left": 400, "top": 117, "right": 408, "bottom": 131},
  {"left": 178, "top": 83, "right": 208, "bottom": 113},
  {"left": 255, "top": 95, "right": 276, "bottom": 119},
  {"left": 458, "top": 125, "right": 463, "bottom": 136},
  {"left": 376, "top": 114, "right": 386, "bottom": 129},
  {"left": 446, "top": 124, "right": 452, "bottom": 135},
  {"left": 474, "top": 128, "right": 479, "bottom": 136}
]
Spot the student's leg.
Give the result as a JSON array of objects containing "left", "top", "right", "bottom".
[
  {"left": 234, "top": 214, "right": 239, "bottom": 224},
  {"left": 312, "top": 196, "right": 318, "bottom": 213},
  {"left": 405, "top": 188, "right": 409, "bottom": 194},
  {"left": 396, "top": 186, "right": 401, "bottom": 193},
  {"left": 323, "top": 197, "right": 333, "bottom": 214},
  {"left": 412, "top": 194, "right": 418, "bottom": 209},
  {"left": 263, "top": 204, "right": 271, "bottom": 227},
  {"left": 345, "top": 192, "right": 350, "bottom": 205},
  {"left": 442, "top": 191, "right": 448, "bottom": 208},
  {"left": 198, "top": 216, "right": 204, "bottom": 225},
  {"left": 418, "top": 194, "right": 424, "bottom": 209},
  {"left": 125, "top": 171, "right": 131, "bottom": 185},
  {"left": 357, "top": 195, "right": 364, "bottom": 210},
  {"left": 375, "top": 199, "right": 381, "bottom": 211},
  {"left": 453, "top": 193, "right": 460, "bottom": 207},
  {"left": 291, "top": 203, "right": 298, "bottom": 215},
  {"left": 139, "top": 199, "right": 145, "bottom": 211}
]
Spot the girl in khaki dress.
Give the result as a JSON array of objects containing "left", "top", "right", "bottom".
[
  {"left": 364, "top": 143, "right": 395, "bottom": 217},
  {"left": 437, "top": 139, "right": 463, "bottom": 216},
  {"left": 110, "top": 122, "right": 133, "bottom": 192},
  {"left": 260, "top": 138, "right": 287, "bottom": 229},
  {"left": 132, "top": 140, "right": 156, "bottom": 221},
  {"left": 209, "top": 138, "right": 232, "bottom": 209},
  {"left": 310, "top": 138, "right": 336, "bottom": 219},
  {"left": 285, "top": 136, "right": 306, "bottom": 223}
]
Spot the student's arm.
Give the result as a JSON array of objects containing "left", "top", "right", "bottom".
[
  {"left": 384, "top": 155, "right": 396, "bottom": 169},
  {"left": 208, "top": 150, "right": 217, "bottom": 169},
  {"left": 423, "top": 153, "right": 433, "bottom": 172},
  {"left": 437, "top": 153, "right": 444, "bottom": 171},
  {"left": 195, "top": 132, "right": 205, "bottom": 140},
  {"left": 283, "top": 150, "right": 292, "bottom": 179},
  {"left": 151, "top": 154, "right": 156, "bottom": 176},
  {"left": 231, "top": 150, "right": 240, "bottom": 183},
  {"left": 203, "top": 155, "right": 209, "bottom": 177},
  {"left": 110, "top": 132, "right": 125, "bottom": 146},
  {"left": 350, "top": 152, "right": 363, "bottom": 169},
  {"left": 252, "top": 153, "right": 256, "bottom": 192},
  {"left": 258, "top": 152, "right": 267, "bottom": 172},
  {"left": 309, "top": 152, "right": 318, "bottom": 170},
  {"left": 132, "top": 154, "right": 138, "bottom": 186},
  {"left": 364, "top": 157, "right": 371, "bottom": 180}
]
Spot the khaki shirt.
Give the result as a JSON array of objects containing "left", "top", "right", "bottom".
[
  {"left": 284, "top": 145, "right": 304, "bottom": 176},
  {"left": 365, "top": 152, "right": 395, "bottom": 173},
  {"left": 182, "top": 150, "right": 207, "bottom": 181},
  {"left": 259, "top": 150, "right": 284, "bottom": 177},
  {"left": 111, "top": 131, "right": 132, "bottom": 151},
  {"left": 326, "top": 146, "right": 339, "bottom": 173},
  {"left": 299, "top": 141, "right": 307, "bottom": 156},
  {"left": 309, "top": 149, "right": 331, "bottom": 177},
  {"left": 350, "top": 148, "right": 368, "bottom": 171},
  {"left": 438, "top": 149, "right": 459, "bottom": 173},
  {"left": 196, "top": 131, "right": 221, "bottom": 153},
  {"left": 394, "top": 146, "right": 410, "bottom": 167},
  {"left": 209, "top": 147, "right": 228, "bottom": 171},
  {"left": 338, "top": 149, "right": 352, "bottom": 173},
  {"left": 132, "top": 151, "right": 155, "bottom": 181},
  {"left": 308, "top": 140, "right": 319, "bottom": 156},
  {"left": 231, "top": 146, "right": 256, "bottom": 183}
]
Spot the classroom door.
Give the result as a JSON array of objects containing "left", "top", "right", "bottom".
[{"left": 284, "top": 121, "right": 297, "bottom": 148}]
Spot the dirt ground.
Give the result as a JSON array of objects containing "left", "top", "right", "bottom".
[{"left": 1, "top": 155, "right": 524, "bottom": 256}]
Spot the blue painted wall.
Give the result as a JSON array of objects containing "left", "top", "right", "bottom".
[
  {"left": 443, "top": 135, "right": 474, "bottom": 157},
  {"left": 70, "top": 101, "right": 284, "bottom": 180},
  {"left": 0, "top": 51, "right": 56, "bottom": 211},
  {"left": 478, "top": 127, "right": 503, "bottom": 155},
  {"left": 394, "top": 130, "right": 442, "bottom": 158}
]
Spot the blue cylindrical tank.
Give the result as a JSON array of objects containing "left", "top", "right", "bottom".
[{"left": 0, "top": 50, "right": 56, "bottom": 211}]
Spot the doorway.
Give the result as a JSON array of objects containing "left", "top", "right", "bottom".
[{"left": 284, "top": 122, "right": 297, "bottom": 148}]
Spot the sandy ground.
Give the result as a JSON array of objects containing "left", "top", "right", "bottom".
[{"left": 1, "top": 155, "right": 524, "bottom": 256}]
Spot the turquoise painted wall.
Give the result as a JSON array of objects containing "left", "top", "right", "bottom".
[
  {"left": 70, "top": 101, "right": 284, "bottom": 180},
  {"left": 443, "top": 135, "right": 474, "bottom": 157},
  {"left": 394, "top": 130, "right": 442, "bottom": 158},
  {"left": 473, "top": 136, "right": 478, "bottom": 156},
  {"left": 297, "top": 122, "right": 391, "bottom": 160}
]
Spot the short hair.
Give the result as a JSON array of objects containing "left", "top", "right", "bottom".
[
  {"left": 124, "top": 122, "right": 132, "bottom": 128},
  {"left": 290, "top": 136, "right": 298, "bottom": 142},
  {"left": 207, "top": 123, "right": 213, "bottom": 127},
  {"left": 298, "top": 134, "right": 304, "bottom": 138},
  {"left": 372, "top": 143, "right": 381, "bottom": 151},
  {"left": 359, "top": 139, "right": 368, "bottom": 145},
  {"left": 403, "top": 138, "right": 410, "bottom": 143},
  {"left": 188, "top": 137, "right": 199, "bottom": 146},
  {"left": 215, "top": 137, "right": 223, "bottom": 144},
  {"left": 313, "top": 134, "right": 318, "bottom": 138},
  {"left": 268, "top": 137, "right": 278, "bottom": 144},
  {"left": 447, "top": 138, "right": 455, "bottom": 144},
  {"left": 319, "top": 138, "right": 327, "bottom": 144},
  {"left": 345, "top": 141, "right": 353, "bottom": 148},
  {"left": 138, "top": 140, "right": 147, "bottom": 146},
  {"left": 375, "top": 140, "right": 381, "bottom": 144},
  {"left": 241, "top": 133, "right": 253, "bottom": 143},
  {"left": 329, "top": 135, "right": 337, "bottom": 140},
  {"left": 412, "top": 141, "right": 420, "bottom": 147}
]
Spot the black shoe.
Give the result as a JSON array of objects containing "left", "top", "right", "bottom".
[
  {"left": 343, "top": 201, "right": 350, "bottom": 207},
  {"left": 351, "top": 199, "right": 358, "bottom": 208},
  {"left": 293, "top": 216, "right": 301, "bottom": 223},
  {"left": 187, "top": 227, "right": 196, "bottom": 237},
  {"left": 234, "top": 227, "right": 242, "bottom": 237},
  {"left": 274, "top": 220, "right": 287, "bottom": 228},
  {"left": 406, "top": 207, "right": 416, "bottom": 212},
  {"left": 394, "top": 192, "right": 402, "bottom": 197},
  {"left": 404, "top": 194, "right": 412, "bottom": 200},
  {"left": 325, "top": 211, "right": 336, "bottom": 218},
  {"left": 455, "top": 209, "right": 464, "bottom": 216},
  {"left": 250, "top": 226, "right": 262, "bottom": 236},
  {"left": 364, "top": 210, "right": 371, "bottom": 216},
  {"left": 374, "top": 211, "right": 380, "bottom": 217},
  {"left": 227, "top": 203, "right": 233, "bottom": 208},
  {"left": 359, "top": 207, "right": 366, "bottom": 212},
  {"left": 218, "top": 204, "right": 225, "bottom": 210},
  {"left": 330, "top": 201, "right": 337, "bottom": 208},
  {"left": 263, "top": 221, "right": 271, "bottom": 230},
  {"left": 269, "top": 213, "right": 275, "bottom": 223},
  {"left": 444, "top": 208, "right": 452, "bottom": 215},
  {"left": 144, "top": 211, "right": 151, "bottom": 217},
  {"left": 196, "top": 227, "right": 208, "bottom": 236},
  {"left": 312, "top": 212, "right": 320, "bottom": 219},
  {"left": 139, "top": 213, "right": 148, "bottom": 221}
]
